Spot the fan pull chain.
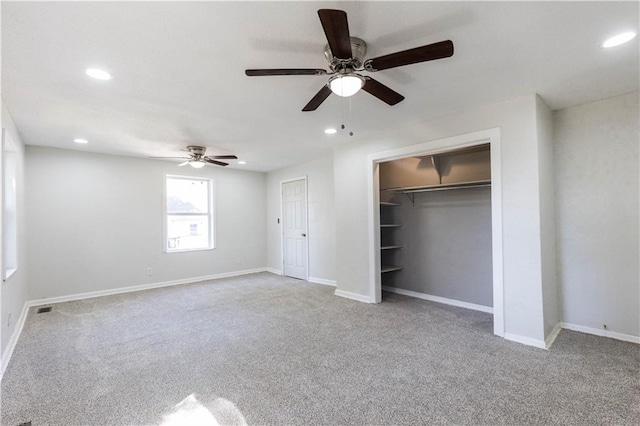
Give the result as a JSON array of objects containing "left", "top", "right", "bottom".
[{"left": 349, "top": 96, "right": 354, "bottom": 136}]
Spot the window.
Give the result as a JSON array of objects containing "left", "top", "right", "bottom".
[
  {"left": 2, "top": 129, "right": 18, "bottom": 280},
  {"left": 165, "top": 175, "right": 214, "bottom": 252}
]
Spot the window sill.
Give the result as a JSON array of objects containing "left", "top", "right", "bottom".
[{"left": 165, "top": 247, "right": 215, "bottom": 254}]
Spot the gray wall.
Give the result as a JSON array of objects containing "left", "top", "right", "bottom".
[
  {"left": 385, "top": 188, "right": 493, "bottom": 307},
  {"left": 266, "top": 156, "right": 335, "bottom": 282},
  {"left": 555, "top": 91, "right": 639, "bottom": 337},
  {"left": 26, "top": 146, "right": 267, "bottom": 300},
  {"left": 1, "top": 101, "right": 28, "bottom": 365}
]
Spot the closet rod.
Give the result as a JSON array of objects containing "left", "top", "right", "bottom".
[
  {"left": 401, "top": 183, "right": 491, "bottom": 194},
  {"left": 390, "top": 180, "right": 491, "bottom": 194}
]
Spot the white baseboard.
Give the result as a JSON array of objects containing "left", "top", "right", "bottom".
[
  {"left": 562, "top": 322, "right": 640, "bottom": 344},
  {"left": 1, "top": 301, "right": 30, "bottom": 381},
  {"left": 382, "top": 285, "right": 493, "bottom": 314},
  {"left": 27, "top": 268, "right": 268, "bottom": 307},
  {"left": 504, "top": 333, "right": 547, "bottom": 350},
  {"left": 334, "top": 289, "right": 373, "bottom": 303},
  {"left": 545, "top": 322, "right": 563, "bottom": 349},
  {"left": 309, "top": 277, "right": 336, "bottom": 287},
  {"left": 265, "top": 268, "right": 281, "bottom": 275}
]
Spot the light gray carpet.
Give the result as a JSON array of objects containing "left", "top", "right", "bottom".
[{"left": 1, "top": 272, "right": 638, "bottom": 425}]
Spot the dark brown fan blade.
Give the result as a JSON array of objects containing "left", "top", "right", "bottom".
[
  {"left": 362, "top": 77, "right": 405, "bottom": 105},
  {"left": 206, "top": 155, "right": 238, "bottom": 160},
  {"left": 245, "top": 69, "right": 327, "bottom": 76},
  {"left": 364, "top": 40, "right": 454, "bottom": 72},
  {"left": 149, "top": 156, "right": 191, "bottom": 160},
  {"left": 302, "top": 85, "right": 332, "bottom": 111},
  {"left": 203, "top": 158, "right": 229, "bottom": 166},
  {"left": 318, "top": 9, "right": 352, "bottom": 59}
]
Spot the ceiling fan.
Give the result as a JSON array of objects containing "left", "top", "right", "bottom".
[
  {"left": 150, "top": 146, "right": 238, "bottom": 168},
  {"left": 245, "top": 9, "right": 454, "bottom": 111}
]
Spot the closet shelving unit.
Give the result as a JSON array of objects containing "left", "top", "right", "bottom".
[
  {"left": 388, "top": 179, "right": 492, "bottom": 205},
  {"left": 380, "top": 201, "right": 403, "bottom": 274}
]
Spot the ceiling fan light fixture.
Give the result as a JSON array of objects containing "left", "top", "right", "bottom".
[
  {"left": 329, "top": 74, "right": 365, "bottom": 97},
  {"left": 189, "top": 160, "right": 205, "bottom": 169}
]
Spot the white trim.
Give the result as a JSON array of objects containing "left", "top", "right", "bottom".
[
  {"left": 27, "top": 268, "right": 268, "bottom": 307},
  {"left": 367, "top": 128, "right": 504, "bottom": 336},
  {"left": 1, "top": 301, "right": 29, "bottom": 381},
  {"left": 382, "top": 286, "right": 493, "bottom": 313},
  {"left": 561, "top": 322, "right": 640, "bottom": 344},
  {"left": 504, "top": 333, "right": 547, "bottom": 350},
  {"left": 265, "top": 268, "right": 282, "bottom": 275},
  {"left": 334, "top": 289, "right": 373, "bottom": 303},
  {"left": 280, "top": 176, "right": 309, "bottom": 281},
  {"left": 309, "top": 277, "right": 337, "bottom": 286},
  {"left": 545, "top": 322, "right": 562, "bottom": 349}
]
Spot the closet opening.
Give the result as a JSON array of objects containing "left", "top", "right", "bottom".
[{"left": 367, "top": 128, "right": 504, "bottom": 337}]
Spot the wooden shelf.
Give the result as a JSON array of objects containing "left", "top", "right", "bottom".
[
  {"left": 381, "top": 245, "right": 402, "bottom": 250},
  {"left": 381, "top": 265, "right": 403, "bottom": 273},
  {"left": 380, "top": 201, "right": 401, "bottom": 206},
  {"left": 380, "top": 224, "right": 402, "bottom": 228}
]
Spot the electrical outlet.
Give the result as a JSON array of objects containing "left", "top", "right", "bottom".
[
  {"left": 146, "top": 267, "right": 153, "bottom": 276},
  {"left": 7, "top": 312, "right": 11, "bottom": 327}
]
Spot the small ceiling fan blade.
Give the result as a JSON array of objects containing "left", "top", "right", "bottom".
[
  {"left": 318, "top": 9, "right": 352, "bottom": 59},
  {"left": 362, "top": 77, "right": 405, "bottom": 105},
  {"left": 203, "top": 158, "right": 229, "bottom": 167},
  {"left": 206, "top": 155, "right": 238, "bottom": 160},
  {"left": 302, "top": 85, "right": 332, "bottom": 111},
  {"left": 177, "top": 161, "right": 190, "bottom": 167},
  {"left": 245, "top": 69, "right": 327, "bottom": 77},
  {"left": 364, "top": 40, "right": 454, "bottom": 72}
]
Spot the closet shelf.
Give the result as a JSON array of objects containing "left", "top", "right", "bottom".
[
  {"left": 381, "top": 245, "right": 402, "bottom": 250},
  {"left": 386, "top": 179, "right": 491, "bottom": 194},
  {"left": 380, "top": 224, "right": 402, "bottom": 228},
  {"left": 380, "top": 201, "right": 401, "bottom": 206},
  {"left": 381, "top": 265, "right": 403, "bottom": 273}
]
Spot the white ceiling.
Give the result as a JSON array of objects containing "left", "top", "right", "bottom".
[{"left": 2, "top": 1, "right": 638, "bottom": 172}]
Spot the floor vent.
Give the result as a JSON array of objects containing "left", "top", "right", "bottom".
[{"left": 36, "top": 307, "right": 52, "bottom": 314}]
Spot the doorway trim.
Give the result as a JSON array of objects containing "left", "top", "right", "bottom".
[
  {"left": 280, "top": 176, "right": 309, "bottom": 281},
  {"left": 366, "top": 128, "right": 504, "bottom": 337}
]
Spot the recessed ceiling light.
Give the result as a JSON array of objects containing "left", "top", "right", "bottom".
[
  {"left": 238, "top": 161, "right": 247, "bottom": 165},
  {"left": 324, "top": 128, "right": 337, "bottom": 134},
  {"left": 602, "top": 32, "right": 637, "bottom": 48},
  {"left": 73, "top": 138, "right": 89, "bottom": 144},
  {"left": 85, "top": 68, "right": 112, "bottom": 80}
]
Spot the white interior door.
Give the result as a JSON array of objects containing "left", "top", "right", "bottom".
[{"left": 282, "top": 179, "right": 308, "bottom": 280}]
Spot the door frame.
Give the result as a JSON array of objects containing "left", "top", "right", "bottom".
[
  {"left": 367, "top": 128, "right": 504, "bottom": 337},
  {"left": 280, "top": 176, "right": 309, "bottom": 281}
]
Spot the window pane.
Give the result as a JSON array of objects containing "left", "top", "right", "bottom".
[
  {"left": 167, "top": 215, "right": 210, "bottom": 250},
  {"left": 166, "top": 178, "right": 209, "bottom": 214}
]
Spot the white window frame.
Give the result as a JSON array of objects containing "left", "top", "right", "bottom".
[
  {"left": 164, "top": 174, "right": 215, "bottom": 253},
  {"left": 2, "top": 128, "right": 18, "bottom": 282}
]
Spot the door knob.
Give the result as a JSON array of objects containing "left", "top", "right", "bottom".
[{"left": 302, "top": 233, "right": 307, "bottom": 237}]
